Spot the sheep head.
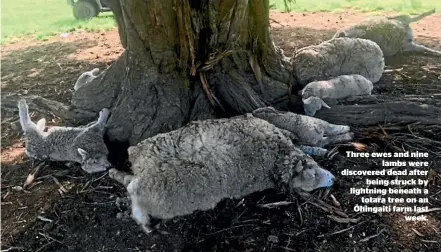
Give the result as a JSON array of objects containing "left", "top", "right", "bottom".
[
  {"left": 290, "top": 159, "right": 335, "bottom": 192},
  {"left": 302, "top": 97, "right": 331, "bottom": 116}
]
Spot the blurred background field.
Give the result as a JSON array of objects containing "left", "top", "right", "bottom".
[{"left": 2, "top": 0, "right": 440, "bottom": 44}]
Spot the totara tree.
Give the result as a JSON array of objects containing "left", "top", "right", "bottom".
[{"left": 68, "top": 0, "right": 441, "bottom": 146}]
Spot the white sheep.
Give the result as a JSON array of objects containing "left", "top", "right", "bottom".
[
  {"left": 18, "top": 99, "right": 111, "bottom": 173},
  {"left": 300, "top": 74, "right": 374, "bottom": 116},
  {"left": 74, "top": 68, "right": 100, "bottom": 91},
  {"left": 333, "top": 9, "right": 441, "bottom": 56},
  {"left": 109, "top": 108, "right": 353, "bottom": 234},
  {"left": 251, "top": 107, "right": 354, "bottom": 147},
  {"left": 293, "top": 37, "right": 385, "bottom": 87}
]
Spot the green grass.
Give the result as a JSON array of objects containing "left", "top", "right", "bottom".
[
  {"left": 1, "top": 0, "right": 116, "bottom": 44},
  {"left": 1, "top": 0, "right": 440, "bottom": 44},
  {"left": 271, "top": 0, "right": 441, "bottom": 14}
]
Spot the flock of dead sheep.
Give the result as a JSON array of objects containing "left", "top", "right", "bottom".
[{"left": 16, "top": 9, "right": 441, "bottom": 234}]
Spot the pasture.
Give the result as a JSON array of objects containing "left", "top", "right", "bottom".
[{"left": 1, "top": 1, "right": 441, "bottom": 251}]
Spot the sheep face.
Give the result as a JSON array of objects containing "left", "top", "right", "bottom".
[
  {"left": 302, "top": 97, "right": 331, "bottom": 116},
  {"left": 291, "top": 159, "right": 335, "bottom": 192}
]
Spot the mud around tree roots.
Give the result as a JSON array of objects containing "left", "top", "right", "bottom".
[{"left": 1, "top": 11, "right": 441, "bottom": 252}]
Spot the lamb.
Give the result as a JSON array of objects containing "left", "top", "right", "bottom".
[
  {"left": 293, "top": 37, "right": 385, "bottom": 87},
  {"left": 333, "top": 9, "right": 441, "bottom": 57},
  {"left": 74, "top": 68, "right": 100, "bottom": 91},
  {"left": 252, "top": 107, "right": 354, "bottom": 147},
  {"left": 300, "top": 74, "right": 374, "bottom": 116},
  {"left": 18, "top": 99, "right": 111, "bottom": 173},
  {"left": 108, "top": 108, "right": 353, "bottom": 233}
]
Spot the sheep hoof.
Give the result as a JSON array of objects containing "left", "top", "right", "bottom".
[
  {"left": 142, "top": 225, "right": 154, "bottom": 234},
  {"left": 115, "top": 196, "right": 131, "bottom": 210}
]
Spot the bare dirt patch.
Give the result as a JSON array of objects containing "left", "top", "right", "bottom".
[{"left": 1, "top": 11, "right": 440, "bottom": 252}]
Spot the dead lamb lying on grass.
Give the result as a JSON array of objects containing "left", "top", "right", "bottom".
[
  {"left": 109, "top": 107, "right": 353, "bottom": 233},
  {"left": 300, "top": 74, "right": 374, "bottom": 116},
  {"left": 18, "top": 99, "right": 111, "bottom": 173},
  {"left": 333, "top": 8, "right": 441, "bottom": 57},
  {"left": 74, "top": 68, "right": 100, "bottom": 91},
  {"left": 293, "top": 37, "right": 385, "bottom": 87}
]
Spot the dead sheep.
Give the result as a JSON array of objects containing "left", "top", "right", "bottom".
[
  {"left": 74, "top": 68, "right": 100, "bottom": 91},
  {"left": 293, "top": 37, "right": 385, "bottom": 87},
  {"left": 300, "top": 74, "right": 374, "bottom": 116},
  {"left": 109, "top": 108, "right": 353, "bottom": 233},
  {"left": 18, "top": 99, "right": 111, "bottom": 173},
  {"left": 333, "top": 9, "right": 441, "bottom": 57},
  {"left": 252, "top": 107, "right": 354, "bottom": 148}
]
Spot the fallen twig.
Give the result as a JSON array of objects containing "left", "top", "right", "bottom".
[
  {"left": 38, "top": 232, "right": 63, "bottom": 244},
  {"left": 259, "top": 201, "right": 295, "bottom": 208},
  {"left": 327, "top": 215, "right": 360, "bottom": 224},
  {"left": 1, "top": 246, "right": 25, "bottom": 252},
  {"left": 269, "top": 18, "right": 285, "bottom": 27},
  {"left": 330, "top": 194, "right": 341, "bottom": 207},
  {"left": 411, "top": 228, "right": 424, "bottom": 237},
  {"left": 35, "top": 241, "right": 54, "bottom": 252},
  {"left": 327, "top": 221, "right": 367, "bottom": 236},
  {"left": 51, "top": 176, "right": 67, "bottom": 194},
  {"left": 199, "top": 224, "right": 257, "bottom": 239},
  {"left": 36, "top": 216, "right": 53, "bottom": 223},
  {"left": 420, "top": 240, "right": 438, "bottom": 244},
  {"left": 417, "top": 207, "right": 441, "bottom": 214},
  {"left": 383, "top": 67, "right": 403, "bottom": 73},
  {"left": 23, "top": 162, "right": 45, "bottom": 189}
]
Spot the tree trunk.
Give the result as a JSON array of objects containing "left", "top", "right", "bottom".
[
  {"left": 71, "top": 0, "right": 294, "bottom": 145},
  {"left": 69, "top": 0, "right": 439, "bottom": 146}
]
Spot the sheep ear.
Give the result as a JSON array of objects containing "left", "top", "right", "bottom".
[
  {"left": 77, "top": 148, "right": 88, "bottom": 159},
  {"left": 302, "top": 97, "right": 313, "bottom": 104},
  {"left": 36, "top": 118, "right": 46, "bottom": 132},
  {"left": 294, "top": 160, "right": 303, "bottom": 173},
  {"left": 91, "top": 68, "right": 100, "bottom": 75},
  {"left": 321, "top": 100, "right": 331, "bottom": 109}
]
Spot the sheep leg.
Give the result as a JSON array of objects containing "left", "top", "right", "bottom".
[
  {"left": 84, "top": 108, "right": 110, "bottom": 134},
  {"left": 403, "top": 42, "right": 441, "bottom": 56},
  {"left": 299, "top": 145, "right": 328, "bottom": 156},
  {"left": 318, "top": 132, "right": 354, "bottom": 146},
  {"left": 109, "top": 168, "right": 134, "bottom": 187},
  {"left": 109, "top": 169, "right": 154, "bottom": 234},
  {"left": 130, "top": 198, "right": 154, "bottom": 234},
  {"left": 408, "top": 8, "right": 435, "bottom": 23},
  {"left": 324, "top": 124, "right": 351, "bottom": 136}
]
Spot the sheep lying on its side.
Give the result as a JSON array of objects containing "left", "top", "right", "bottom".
[
  {"left": 109, "top": 108, "right": 353, "bottom": 234},
  {"left": 293, "top": 38, "right": 384, "bottom": 87},
  {"left": 300, "top": 74, "right": 374, "bottom": 116},
  {"left": 74, "top": 68, "right": 100, "bottom": 91},
  {"left": 252, "top": 107, "right": 354, "bottom": 147},
  {"left": 333, "top": 9, "right": 441, "bottom": 56}
]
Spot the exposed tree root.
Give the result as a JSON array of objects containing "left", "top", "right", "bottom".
[
  {"left": 314, "top": 95, "right": 441, "bottom": 126},
  {"left": 1, "top": 95, "right": 96, "bottom": 124}
]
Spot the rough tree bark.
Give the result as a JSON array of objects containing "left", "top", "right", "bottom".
[
  {"left": 68, "top": 0, "right": 440, "bottom": 146},
  {"left": 70, "top": 0, "right": 295, "bottom": 145}
]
